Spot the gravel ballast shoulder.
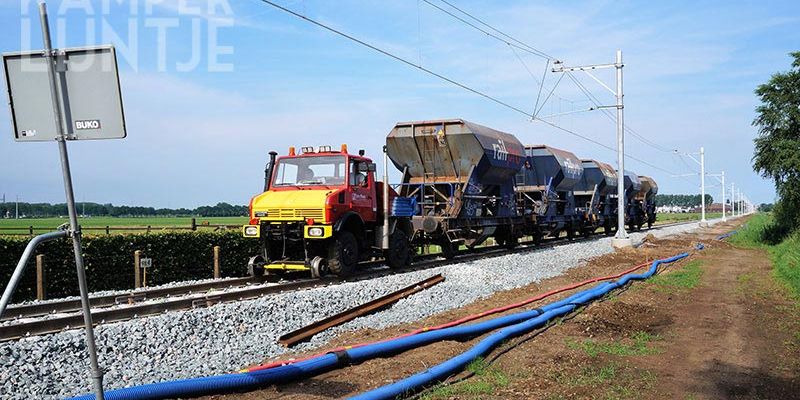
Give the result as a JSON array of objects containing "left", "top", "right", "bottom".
[{"left": 0, "top": 221, "right": 719, "bottom": 398}]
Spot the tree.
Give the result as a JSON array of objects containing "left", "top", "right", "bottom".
[{"left": 752, "top": 51, "right": 800, "bottom": 240}]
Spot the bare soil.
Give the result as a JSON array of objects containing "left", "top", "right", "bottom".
[{"left": 201, "top": 218, "right": 800, "bottom": 399}]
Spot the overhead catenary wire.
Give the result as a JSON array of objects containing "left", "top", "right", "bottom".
[
  {"left": 565, "top": 72, "right": 676, "bottom": 154},
  {"left": 419, "top": 0, "right": 575, "bottom": 108},
  {"left": 255, "top": 0, "right": 688, "bottom": 178},
  {"left": 419, "top": 0, "right": 551, "bottom": 60},
  {"left": 435, "top": 0, "right": 557, "bottom": 60},
  {"left": 416, "top": 0, "right": 688, "bottom": 174}
]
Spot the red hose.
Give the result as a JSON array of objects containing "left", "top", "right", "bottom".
[{"left": 244, "top": 259, "right": 652, "bottom": 372}]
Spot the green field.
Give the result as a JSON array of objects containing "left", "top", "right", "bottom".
[
  {"left": 0, "top": 216, "right": 248, "bottom": 235},
  {"left": 656, "top": 212, "right": 722, "bottom": 223},
  {"left": 0, "top": 212, "right": 718, "bottom": 236}
]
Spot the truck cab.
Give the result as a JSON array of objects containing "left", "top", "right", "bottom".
[{"left": 243, "top": 145, "right": 385, "bottom": 277}]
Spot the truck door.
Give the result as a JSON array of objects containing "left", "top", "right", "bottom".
[{"left": 350, "top": 159, "right": 376, "bottom": 222}]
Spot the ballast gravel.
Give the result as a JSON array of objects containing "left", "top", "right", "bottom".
[{"left": 0, "top": 220, "right": 719, "bottom": 399}]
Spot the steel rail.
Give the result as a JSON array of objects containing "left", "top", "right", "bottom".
[
  {"left": 278, "top": 274, "right": 445, "bottom": 347},
  {"left": 0, "top": 220, "right": 695, "bottom": 341},
  {"left": 1, "top": 276, "right": 264, "bottom": 322}
]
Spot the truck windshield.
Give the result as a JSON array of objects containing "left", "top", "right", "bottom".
[{"left": 272, "top": 155, "right": 347, "bottom": 186}]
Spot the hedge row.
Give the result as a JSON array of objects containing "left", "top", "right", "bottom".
[{"left": 0, "top": 232, "right": 261, "bottom": 303}]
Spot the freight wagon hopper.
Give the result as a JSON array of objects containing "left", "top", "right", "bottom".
[
  {"left": 515, "top": 145, "right": 584, "bottom": 240},
  {"left": 574, "top": 159, "right": 618, "bottom": 236},
  {"left": 623, "top": 171, "right": 645, "bottom": 231},
  {"left": 637, "top": 176, "right": 658, "bottom": 228},
  {"left": 386, "top": 119, "right": 525, "bottom": 257}
]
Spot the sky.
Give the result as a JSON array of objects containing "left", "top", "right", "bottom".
[{"left": 0, "top": 0, "right": 796, "bottom": 208}]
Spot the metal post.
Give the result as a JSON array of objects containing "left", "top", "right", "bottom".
[
  {"left": 731, "top": 182, "right": 735, "bottom": 217},
  {"left": 0, "top": 230, "right": 68, "bottom": 316},
  {"left": 382, "top": 146, "right": 390, "bottom": 250},
  {"left": 612, "top": 50, "right": 631, "bottom": 248},
  {"left": 699, "top": 147, "right": 707, "bottom": 225},
  {"left": 738, "top": 189, "right": 742, "bottom": 217},
  {"left": 721, "top": 171, "right": 726, "bottom": 221},
  {"left": 38, "top": 3, "right": 105, "bottom": 398}
]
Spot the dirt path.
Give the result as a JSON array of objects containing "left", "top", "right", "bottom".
[{"left": 202, "top": 218, "right": 800, "bottom": 399}]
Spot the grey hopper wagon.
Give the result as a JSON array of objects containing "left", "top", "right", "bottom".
[
  {"left": 386, "top": 119, "right": 524, "bottom": 187},
  {"left": 623, "top": 170, "right": 642, "bottom": 201},
  {"left": 517, "top": 145, "right": 584, "bottom": 193},
  {"left": 638, "top": 176, "right": 658, "bottom": 202},
  {"left": 386, "top": 119, "right": 525, "bottom": 249},
  {"left": 574, "top": 159, "right": 617, "bottom": 196},
  {"left": 515, "top": 145, "right": 584, "bottom": 238}
]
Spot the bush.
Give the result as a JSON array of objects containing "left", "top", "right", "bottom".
[{"left": 0, "top": 232, "right": 261, "bottom": 303}]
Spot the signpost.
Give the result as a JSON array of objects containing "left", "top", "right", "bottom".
[
  {"left": 140, "top": 258, "right": 152, "bottom": 287},
  {"left": 3, "top": 46, "right": 126, "bottom": 141},
  {"left": 0, "top": 3, "right": 127, "bottom": 399}
]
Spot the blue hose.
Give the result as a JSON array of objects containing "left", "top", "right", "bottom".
[
  {"left": 68, "top": 252, "right": 691, "bottom": 400},
  {"left": 350, "top": 252, "right": 690, "bottom": 400}
]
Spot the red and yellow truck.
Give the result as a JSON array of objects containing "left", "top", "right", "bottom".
[{"left": 242, "top": 144, "right": 412, "bottom": 277}]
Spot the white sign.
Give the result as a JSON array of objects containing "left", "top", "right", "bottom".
[
  {"left": 2, "top": 45, "right": 126, "bottom": 142},
  {"left": 140, "top": 258, "right": 152, "bottom": 269}
]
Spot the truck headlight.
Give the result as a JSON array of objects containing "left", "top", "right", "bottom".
[
  {"left": 308, "top": 227, "right": 324, "bottom": 237},
  {"left": 244, "top": 226, "right": 260, "bottom": 236}
]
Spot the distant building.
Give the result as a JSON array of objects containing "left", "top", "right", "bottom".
[{"left": 657, "top": 205, "right": 692, "bottom": 213}]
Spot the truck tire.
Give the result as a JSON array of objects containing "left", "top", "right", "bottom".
[
  {"left": 386, "top": 230, "right": 411, "bottom": 269},
  {"left": 328, "top": 231, "right": 358, "bottom": 277}
]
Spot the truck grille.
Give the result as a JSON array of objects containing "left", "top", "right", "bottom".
[{"left": 264, "top": 208, "right": 325, "bottom": 221}]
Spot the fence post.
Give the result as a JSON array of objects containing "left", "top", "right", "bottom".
[
  {"left": 29, "top": 226, "right": 34, "bottom": 236},
  {"left": 191, "top": 218, "right": 197, "bottom": 231},
  {"left": 146, "top": 225, "right": 151, "bottom": 234},
  {"left": 213, "top": 246, "right": 221, "bottom": 279},
  {"left": 134, "top": 250, "right": 141, "bottom": 289},
  {"left": 105, "top": 225, "right": 110, "bottom": 235},
  {"left": 36, "top": 254, "right": 46, "bottom": 300}
]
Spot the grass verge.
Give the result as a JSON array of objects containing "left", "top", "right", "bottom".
[
  {"left": 729, "top": 213, "right": 800, "bottom": 301},
  {"left": 649, "top": 260, "right": 704, "bottom": 293},
  {"left": 421, "top": 357, "right": 509, "bottom": 399},
  {"left": 567, "top": 331, "right": 662, "bottom": 358}
]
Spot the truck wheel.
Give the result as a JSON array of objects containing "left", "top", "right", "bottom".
[
  {"left": 247, "top": 255, "right": 265, "bottom": 277},
  {"left": 328, "top": 231, "right": 358, "bottom": 277},
  {"left": 386, "top": 230, "right": 411, "bottom": 269}
]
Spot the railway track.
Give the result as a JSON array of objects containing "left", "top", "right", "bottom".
[{"left": 0, "top": 220, "right": 694, "bottom": 341}]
